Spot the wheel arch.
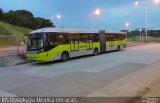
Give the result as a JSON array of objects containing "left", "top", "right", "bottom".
[
  {"left": 61, "top": 51, "right": 70, "bottom": 57},
  {"left": 117, "top": 45, "right": 121, "bottom": 51},
  {"left": 94, "top": 47, "right": 99, "bottom": 53}
]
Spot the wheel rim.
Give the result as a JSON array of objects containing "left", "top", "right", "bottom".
[
  {"left": 118, "top": 46, "right": 120, "bottom": 51},
  {"left": 94, "top": 49, "right": 98, "bottom": 55},
  {"left": 62, "top": 53, "right": 68, "bottom": 61}
]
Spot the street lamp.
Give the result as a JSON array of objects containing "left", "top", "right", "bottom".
[
  {"left": 125, "top": 22, "right": 131, "bottom": 37},
  {"left": 125, "top": 22, "right": 130, "bottom": 28},
  {"left": 56, "top": 14, "right": 61, "bottom": 19},
  {"left": 125, "top": 22, "right": 131, "bottom": 32},
  {"left": 134, "top": 1, "right": 139, "bottom": 6},
  {"left": 94, "top": 9, "right": 100, "bottom": 16},
  {"left": 124, "top": 22, "right": 130, "bottom": 41},
  {"left": 134, "top": 0, "right": 160, "bottom": 42},
  {"left": 51, "top": 14, "right": 61, "bottom": 28},
  {"left": 92, "top": 9, "right": 101, "bottom": 30},
  {"left": 139, "top": 28, "right": 143, "bottom": 42},
  {"left": 154, "top": 0, "right": 160, "bottom": 3}
]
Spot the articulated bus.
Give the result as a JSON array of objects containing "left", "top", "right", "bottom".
[{"left": 26, "top": 28, "right": 127, "bottom": 62}]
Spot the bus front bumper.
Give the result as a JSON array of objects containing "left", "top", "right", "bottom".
[
  {"left": 26, "top": 54, "right": 39, "bottom": 61},
  {"left": 26, "top": 52, "right": 51, "bottom": 62}
]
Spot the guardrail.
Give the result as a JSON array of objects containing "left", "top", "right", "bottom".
[{"left": 0, "top": 35, "right": 22, "bottom": 57}]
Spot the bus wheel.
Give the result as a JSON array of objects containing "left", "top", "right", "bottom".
[
  {"left": 61, "top": 52, "right": 69, "bottom": 62},
  {"left": 93, "top": 48, "right": 98, "bottom": 56},
  {"left": 117, "top": 45, "right": 121, "bottom": 51}
]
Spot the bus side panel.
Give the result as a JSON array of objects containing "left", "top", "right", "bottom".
[
  {"left": 48, "top": 44, "right": 70, "bottom": 61},
  {"left": 49, "top": 42, "right": 101, "bottom": 61},
  {"left": 78, "top": 43, "right": 87, "bottom": 51},
  {"left": 93, "top": 42, "right": 100, "bottom": 50},
  {"left": 106, "top": 39, "right": 127, "bottom": 51},
  {"left": 106, "top": 41, "right": 116, "bottom": 51}
]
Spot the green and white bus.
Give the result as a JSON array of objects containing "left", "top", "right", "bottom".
[{"left": 26, "top": 28, "right": 127, "bottom": 62}]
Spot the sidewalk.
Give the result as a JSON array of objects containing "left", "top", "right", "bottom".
[
  {"left": 127, "top": 42, "right": 147, "bottom": 47},
  {"left": 127, "top": 42, "right": 158, "bottom": 47},
  {"left": 0, "top": 47, "right": 18, "bottom": 57},
  {"left": 0, "top": 46, "right": 27, "bottom": 67}
]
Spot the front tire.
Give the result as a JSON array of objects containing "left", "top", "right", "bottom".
[
  {"left": 61, "top": 52, "right": 69, "bottom": 62},
  {"left": 93, "top": 48, "right": 98, "bottom": 56}
]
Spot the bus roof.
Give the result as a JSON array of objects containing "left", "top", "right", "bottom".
[{"left": 30, "top": 27, "right": 126, "bottom": 34}]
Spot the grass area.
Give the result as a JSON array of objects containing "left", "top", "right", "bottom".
[
  {"left": 128, "top": 36, "right": 141, "bottom": 42},
  {"left": 0, "top": 36, "right": 17, "bottom": 47},
  {"left": 0, "top": 21, "right": 32, "bottom": 47},
  {"left": 128, "top": 36, "right": 160, "bottom": 42}
]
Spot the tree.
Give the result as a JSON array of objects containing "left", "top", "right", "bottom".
[
  {"left": 34, "top": 17, "right": 54, "bottom": 29},
  {"left": 2, "top": 9, "right": 54, "bottom": 29},
  {"left": 0, "top": 8, "right": 4, "bottom": 20},
  {"left": 3, "top": 10, "right": 34, "bottom": 28},
  {"left": 16, "top": 10, "right": 33, "bottom": 18}
]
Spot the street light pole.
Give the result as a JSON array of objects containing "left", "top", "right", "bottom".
[
  {"left": 134, "top": 0, "right": 160, "bottom": 42},
  {"left": 92, "top": 15, "right": 93, "bottom": 30},
  {"left": 55, "top": 18, "right": 57, "bottom": 27},
  {"left": 51, "top": 14, "right": 61, "bottom": 28},
  {"left": 56, "top": 14, "right": 61, "bottom": 28},
  {"left": 125, "top": 22, "right": 130, "bottom": 31},
  {"left": 145, "top": 4, "right": 148, "bottom": 42},
  {"left": 92, "top": 9, "right": 100, "bottom": 30},
  {"left": 125, "top": 22, "right": 131, "bottom": 41},
  {"left": 139, "top": 28, "right": 142, "bottom": 42}
]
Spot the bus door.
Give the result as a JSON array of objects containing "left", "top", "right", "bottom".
[
  {"left": 70, "top": 34, "right": 79, "bottom": 51},
  {"left": 109, "top": 34, "right": 114, "bottom": 47},
  {"left": 86, "top": 34, "right": 93, "bottom": 50}
]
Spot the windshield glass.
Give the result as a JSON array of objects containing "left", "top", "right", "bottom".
[{"left": 27, "top": 33, "right": 44, "bottom": 51}]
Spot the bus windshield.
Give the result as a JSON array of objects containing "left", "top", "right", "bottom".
[{"left": 28, "top": 33, "right": 44, "bottom": 51}]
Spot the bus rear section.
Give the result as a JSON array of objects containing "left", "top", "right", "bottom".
[{"left": 98, "top": 30, "right": 127, "bottom": 54}]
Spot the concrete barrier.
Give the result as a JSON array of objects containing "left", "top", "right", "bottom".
[{"left": 0, "top": 55, "right": 27, "bottom": 68}]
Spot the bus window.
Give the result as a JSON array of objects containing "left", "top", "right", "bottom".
[
  {"left": 106, "top": 33, "right": 111, "bottom": 41},
  {"left": 86, "top": 34, "right": 93, "bottom": 43},
  {"left": 65, "top": 34, "right": 70, "bottom": 43},
  {"left": 119, "top": 34, "right": 126, "bottom": 40},
  {"left": 122, "top": 34, "right": 127, "bottom": 40},
  {"left": 79, "top": 34, "right": 86, "bottom": 43},
  {"left": 119, "top": 34, "right": 123, "bottom": 40},
  {"left": 57, "top": 33, "right": 69, "bottom": 44},
  {"left": 44, "top": 33, "right": 57, "bottom": 51},
  {"left": 112, "top": 34, "right": 119, "bottom": 41},
  {"left": 69, "top": 35, "right": 73, "bottom": 44},
  {"left": 69, "top": 34, "right": 78, "bottom": 44},
  {"left": 116, "top": 34, "right": 120, "bottom": 40},
  {"left": 110, "top": 34, "right": 113, "bottom": 41},
  {"left": 93, "top": 33, "right": 99, "bottom": 42}
]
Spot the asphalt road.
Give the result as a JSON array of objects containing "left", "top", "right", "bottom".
[{"left": 0, "top": 43, "right": 160, "bottom": 98}]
